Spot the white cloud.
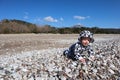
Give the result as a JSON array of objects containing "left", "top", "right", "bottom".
[
  {"left": 86, "top": 16, "right": 90, "bottom": 18},
  {"left": 23, "top": 15, "right": 29, "bottom": 19},
  {"left": 44, "top": 16, "right": 58, "bottom": 22},
  {"left": 73, "top": 16, "right": 90, "bottom": 20},
  {"left": 60, "top": 17, "right": 64, "bottom": 21},
  {"left": 24, "top": 12, "right": 29, "bottom": 15},
  {"left": 76, "top": 23, "right": 82, "bottom": 25},
  {"left": 34, "top": 18, "right": 42, "bottom": 22},
  {"left": 23, "top": 12, "right": 29, "bottom": 19}
]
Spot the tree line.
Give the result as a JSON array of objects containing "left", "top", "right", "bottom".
[{"left": 0, "top": 19, "right": 120, "bottom": 34}]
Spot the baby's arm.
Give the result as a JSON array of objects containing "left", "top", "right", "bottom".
[
  {"left": 74, "top": 43, "right": 85, "bottom": 62},
  {"left": 75, "top": 53, "right": 86, "bottom": 63}
]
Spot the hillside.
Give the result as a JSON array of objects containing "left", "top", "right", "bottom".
[{"left": 0, "top": 19, "right": 120, "bottom": 34}]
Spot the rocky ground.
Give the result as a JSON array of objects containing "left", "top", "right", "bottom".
[{"left": 0, "top": 34, "right": 120, "bottom": 80}]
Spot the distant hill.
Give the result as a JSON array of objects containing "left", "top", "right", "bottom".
[
  {"left": 71, "top": 24, "right": 86, "bottom": 28},
  {"left": 0, "top": 19, "right": 120, "bottom": 34},
  {"left": 0, "top": 19, "right": 38, "bottom": 33}
]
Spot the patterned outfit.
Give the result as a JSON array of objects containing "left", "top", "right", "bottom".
[{"left": 63, "top": 30, "right": 94, "bottom": 61}]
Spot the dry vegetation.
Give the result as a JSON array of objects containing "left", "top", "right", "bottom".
[
  {"left": 0, "top": 34, "right": 119, "bottom": 55},
  {"left": 0, "top": 34, "right": 76, "bottom": 55}
]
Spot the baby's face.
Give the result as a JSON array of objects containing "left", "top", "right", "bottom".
[{"left": 81, "top": 37, "right": 90, "bottom": 46}]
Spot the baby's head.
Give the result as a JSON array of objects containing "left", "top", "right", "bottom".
[{"left": 78, "top": 30, "right": 94, "bottom": 46}]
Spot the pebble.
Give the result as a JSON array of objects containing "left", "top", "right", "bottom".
[{"left": 0, "top": 38, "right": 120, "bottom": 80}]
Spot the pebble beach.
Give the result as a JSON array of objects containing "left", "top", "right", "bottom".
[{"left": 0, "top": 34, "right": 120, "bottom": 80}]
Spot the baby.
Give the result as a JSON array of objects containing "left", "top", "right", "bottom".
[{"left": 63, "top": 30, "right": 95, "bottom": 63}]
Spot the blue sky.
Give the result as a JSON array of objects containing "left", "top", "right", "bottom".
[{"left": 0, "top": 0, "right": 120, "bottom": 28}]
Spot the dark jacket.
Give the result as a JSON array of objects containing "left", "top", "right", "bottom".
[{"left": 64, "top": 42, "right": 94, "bottom": 61}]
